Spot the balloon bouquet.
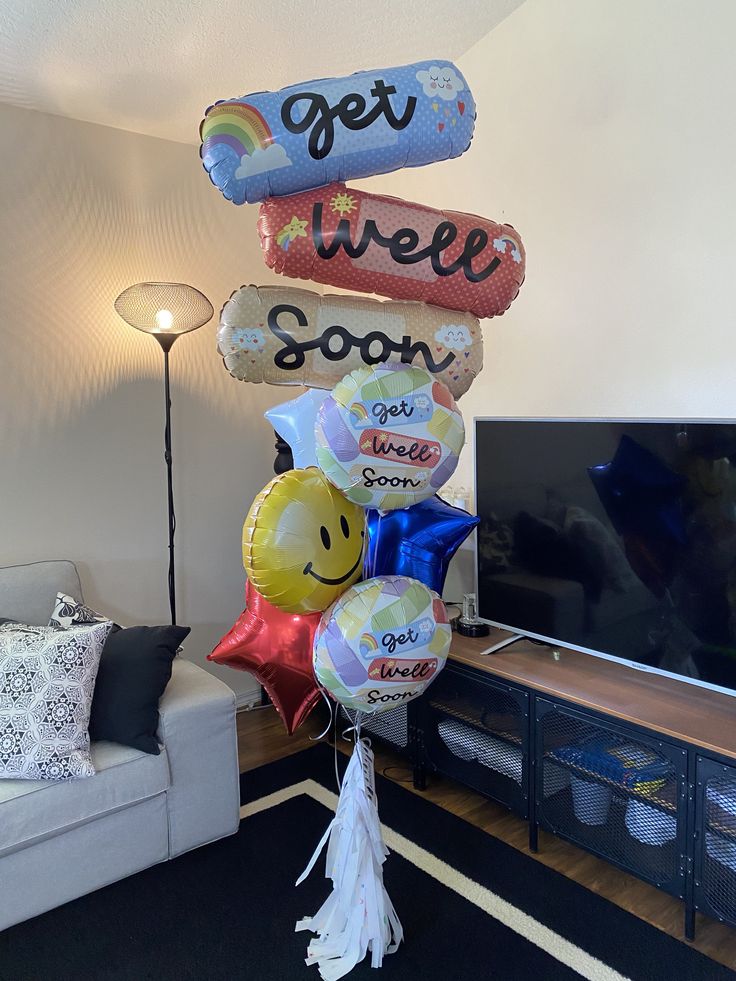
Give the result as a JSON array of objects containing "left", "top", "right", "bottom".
[{"left": 203, "top": 60, "right": 525, "bottom": 979}]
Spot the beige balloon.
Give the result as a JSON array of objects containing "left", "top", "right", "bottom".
[{"left": 217, "top": 285, "right": 483, "bottom": 399}]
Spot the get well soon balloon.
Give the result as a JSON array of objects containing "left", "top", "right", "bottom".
[
  {"left": 258, "top": 183, "right": 525, "bottom": 319},
  {"left": 200, "top": 61, "right": 475, "bottom": 205},
  {"left": 218, "top": 284, "right": 483, "bottom": 400},
  {"left": 316, "top": 363, "right": 465, "bottom": 511},
  {"left": 243, "top": 468, "right": 366, "bottom": 614},
  {"left": 314, "top": 575, "right": 450, "bottom": 714}
]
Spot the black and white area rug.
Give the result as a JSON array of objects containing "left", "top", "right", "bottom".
[{"left": 1, "top": 745, "right": 733, "bottom": 981}]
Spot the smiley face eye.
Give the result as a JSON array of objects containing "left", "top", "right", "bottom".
[
  {"left": 320, "top": 526, "right": 331, "bottom": 550},
  {"left": 340, "top": 515, "right": 350, "bottom": 539}
]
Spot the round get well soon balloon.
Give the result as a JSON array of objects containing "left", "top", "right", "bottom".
[
  {"left": 243, "top": 468, "right": 366, "bottom": 614},
  {"left": 258, "top": 183, "right": 525, "bottom": 319},
  {"left": 315, "top": 363, "right": 465, "bottom": 511},
  {"left": 314, "top": 575, "right": 450, "bottom": 714},
  {"left": 218, "top": 284, "right": 483, "bottom": 400},
  {"left": 200, "top": 61, "right": 475, "bottom": 205}
]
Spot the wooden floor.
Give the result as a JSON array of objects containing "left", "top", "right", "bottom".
[{"left": 238, "top": 705, "right": 736, "bottom": 973}]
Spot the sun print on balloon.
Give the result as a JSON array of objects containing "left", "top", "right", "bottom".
[{"left": 330, "top": 191, "right": 358, "bottom": 216}]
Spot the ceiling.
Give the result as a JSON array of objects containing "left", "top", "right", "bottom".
[{"left": 0, "top": 0, "right": 523, "bottom": 144}]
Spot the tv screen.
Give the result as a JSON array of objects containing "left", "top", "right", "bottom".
[{"left": 474, "top": 419, "right": 736, "bottom": 695}]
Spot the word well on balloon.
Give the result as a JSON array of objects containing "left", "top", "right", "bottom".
[
  {"left": 217, "top": 285, "right": 483, "bottom": 399},
  {"left": 200, "top": 60, "right": 475, "bottom": 205},
  {"left": 259, "top": 183, "right": 525, "bottom": 319}
]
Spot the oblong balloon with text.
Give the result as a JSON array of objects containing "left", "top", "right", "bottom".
[
  {"left": 200, "top": 61, "right": 475, "bottom": 204},
  {"left": 218, "top": 284, "right": 483, "bottom": 399},
  {"left": 258, "top": 183, "right": 525, "bottom": 319}
]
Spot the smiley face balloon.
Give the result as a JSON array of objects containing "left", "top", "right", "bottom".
[{"left": 243, "top": 468, "right": 366, "bottom": 614}]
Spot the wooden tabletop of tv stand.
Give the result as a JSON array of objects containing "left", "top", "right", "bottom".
[{"left": 450, "top": 628, "right": 736, "bottom": 760}]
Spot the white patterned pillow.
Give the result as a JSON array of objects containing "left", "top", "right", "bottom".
[
  {"left": 49, "top": 593, "right": 109, "bottom": 629},
  {"left": 0, "top": 620, "right": 112, "bottom": 781}
]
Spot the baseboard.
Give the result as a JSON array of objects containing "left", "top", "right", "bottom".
[{"left": 235, "top": 688, "right": 263, "bottom": 711}]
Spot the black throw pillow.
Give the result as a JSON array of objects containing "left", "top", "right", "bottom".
[{"left": 89, "top": 624, "right": 190, "bottom": 755}]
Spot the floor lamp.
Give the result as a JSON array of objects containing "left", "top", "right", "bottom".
[{"left": 114, "top": 282, "right": 213, "bottom": 625}]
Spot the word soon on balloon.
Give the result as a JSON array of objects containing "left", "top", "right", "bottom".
[
  {"left": 218, "top": 285, "right": 483, "bottom": 398},
  {"left": 258, "top": 183, "right": 525, "bottom": 319},
  {"left": 200, "top": 60, "right": 475, "bottom": 204}
]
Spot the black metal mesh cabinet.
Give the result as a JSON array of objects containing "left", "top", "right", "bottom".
[
  {"left": 535, "top": 698, "right": 688, "bottom": 897},
  {"left": 420, "top": 663, "right": 530, "bottom": 817},
  {"left": 695, "top": 756, "right": 736, "bottom": 926},
  {"left": 342, "top": 705, "right": 410, "bottom": 752}
]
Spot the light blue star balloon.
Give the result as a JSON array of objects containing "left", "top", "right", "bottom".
[{"left": 264, "top": 388, "right": 327, "bottom": 469}]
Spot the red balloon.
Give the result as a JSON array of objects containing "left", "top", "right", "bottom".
[{"left": 208, "top": 580, "right": 322, "bottom": 735}]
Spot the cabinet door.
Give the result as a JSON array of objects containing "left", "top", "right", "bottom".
[
  {"left": 421, "top": 665, "right": 529, "bottom": 817},
  {"left": 535, "top": 698, "right": 688, "bottom": 897},
  {"left": 694, "top": 755, "right": 736, "bottom": 927}
]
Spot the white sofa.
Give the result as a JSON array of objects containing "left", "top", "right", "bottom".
[{"left": 0, "top": 560, "right": 240, "bottom": 932}]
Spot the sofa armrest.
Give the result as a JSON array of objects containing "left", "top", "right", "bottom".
[{"left": 157, "top": 658, "right": 240, "bottom": 857}]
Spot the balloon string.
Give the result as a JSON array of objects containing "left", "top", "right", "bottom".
[{"left": 311, "top": 687, "right": 334, "bottom": 741}]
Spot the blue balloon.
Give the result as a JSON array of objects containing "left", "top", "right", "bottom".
[
  {"left": 200, "top": 60, "right": 475, "bottom": 204},
  {"left": 264, "top": 388, "right": 327, "bottom": 469},
  {"left": 365, "top": 495, "right": 479, "bottom": 595}
]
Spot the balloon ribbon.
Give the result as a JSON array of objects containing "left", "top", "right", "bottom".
[{"left": 295, "top": 738, "right": 403, "bottom": 979}]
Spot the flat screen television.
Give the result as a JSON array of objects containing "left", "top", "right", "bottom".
[{"left": 474, "top": 418, "right": 736, "bottom": 697}]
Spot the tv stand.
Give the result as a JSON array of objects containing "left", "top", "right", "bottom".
[
  {"left": 480, "top": 632, "right": 525, "bottom": 655},
  {"left": 480, "top": 632, "right": 562, "bottom": 657},
  {"left": 408, "top": 628, "right": 736, "bottom": 941}
]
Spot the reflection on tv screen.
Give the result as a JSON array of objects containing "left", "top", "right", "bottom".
[{"left": 475, "top": 421, "right": 736, "bottom": 693}]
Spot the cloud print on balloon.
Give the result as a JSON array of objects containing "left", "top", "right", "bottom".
[
  {"left": 434, "top": 324, "right": 473, "bottom": 351},
  {"left": 415, "top": 66, "right": 465, "bottom": 102},
  {"left": 235, "top": 144, "right": 292, "bottom": 179}
]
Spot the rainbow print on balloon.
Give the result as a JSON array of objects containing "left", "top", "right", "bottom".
[
  {"left": 201, "top": 101, "right": 273, "bottom": 158},
  {"left": 349, "top": 402, "right": 371, "bottom": 428},
  {"left": 200, "top": 101, "right": 293, "bottom": 186},
  {"left": 492, "top": 232, "right": 523, "bottom": 265},
  {"left": 359, "top": 631, "right": 380, "bottom": 657}
]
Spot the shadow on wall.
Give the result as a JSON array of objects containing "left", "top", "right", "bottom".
[
  {"left": 0, "top": 102, "right": 295, "bottom": 699},
  {"left": 4, "top": 363, "right": 277, "bottom": 663}
]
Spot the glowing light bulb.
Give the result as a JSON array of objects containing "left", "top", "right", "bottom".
[{"left": 155, "top": 308, "right": 174, "bottom": 331}]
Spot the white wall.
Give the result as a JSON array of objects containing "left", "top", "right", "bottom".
[
  {"left": 362, "top": 0, "right": 736, "bottom": 479},
  {"left": 0, "top": 103, "right": 292, "bottom": 702},
  {"left": 357, "top": 0, "right": 736, "bottom": 598},
  {"left": 4, "top": 0, "right": 736, "bottom": 660}
]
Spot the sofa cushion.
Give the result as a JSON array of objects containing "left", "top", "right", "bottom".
[
  {"left": 0, "top": 740, "right": 170, "bottom": 859},
  {"left": 49, "top": 593, "right": 111, "bottom": 629},
  {"left": 90, "top": 624, "right": 190, "bottom": 755},
  {"left": 0, "top": 621, "right": 112, "bottom": 781},
  {"left": 0, "top": 561, "right": 83, "bottom": 626}
]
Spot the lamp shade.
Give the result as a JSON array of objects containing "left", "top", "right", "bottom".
[{"left": 114, "top": 282, "right": 213, "bottom": 338}]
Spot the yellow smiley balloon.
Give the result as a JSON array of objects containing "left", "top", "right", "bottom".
[{"left": 243, "top": 468, "right": 366, "bottom": 614}]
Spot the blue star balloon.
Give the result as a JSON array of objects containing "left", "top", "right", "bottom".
[
  {"left": 264, "top": 388, "right": 327, "bottom": 469},
  {"left": 364, "top": 495, "right": 480, "bottom": 594}
]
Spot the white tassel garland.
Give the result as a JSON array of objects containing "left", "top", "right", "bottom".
[{"left": 295, "top": 739, "right": 403, "bottom": 979}]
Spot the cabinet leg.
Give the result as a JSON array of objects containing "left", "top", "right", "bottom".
[
  {"left": 684, "top": 904, "right": 696, "bottom": 942},
  {"left": 529, "top": 821, "right": 539, "bottom": 854},
  {"left": 413, "top": 763, "right": 427, "bottom": 791}
]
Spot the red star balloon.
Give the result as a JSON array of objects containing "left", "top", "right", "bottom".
[{"left": 208, "top": 580, "right": 322, "bottom": 735}]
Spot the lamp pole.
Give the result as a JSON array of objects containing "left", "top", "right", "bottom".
[{"left": 155, "top": 333, "right": 178, "bottom": 626}]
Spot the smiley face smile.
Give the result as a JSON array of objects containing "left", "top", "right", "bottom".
[{"left": 302, "top": 548, "right": 364, "bottom": 585}]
